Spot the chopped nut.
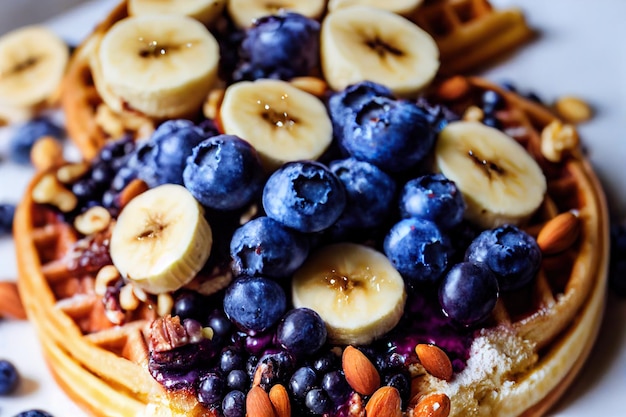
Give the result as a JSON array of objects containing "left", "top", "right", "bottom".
[
  {"left": 149, "top": 315, "right": 189, "bottom": 352},
  {"left": 463, "top": 105, "right": 484, "bottom": 122},
  {"left": 95, "top": 265, "right": 121, "bottom": 296},
  {"left": 119, "top": 284, "right": 140, "bottom": 311},
  {"left": 30, "top": 136, "right": 65, "bottom": 171},
  {"left": 157, "top": 292, "right": 174, "bottom": 317},
  {"left": 56, "top": 161, "right": 90, "bottom": 184},
  {"left": 540, "top": 120, "right": 579, "bottom": 162},
  {"left": 290, "top": 76, "right": 328, "bottom": 97},
  {"left": 95, "top": 103, "right": 125, "bottom": 139},
  {"left": 554, "top": 96, "right": 593, "bottom": 124},
  {"left": 74, "top": 206, "right": 112, "bottom": 235},
  {"left": 203, "top": 88, "right": 225, "bottom": 120},
  {"left": 32, "top": 173, "right": 77, "bottom": 212}
]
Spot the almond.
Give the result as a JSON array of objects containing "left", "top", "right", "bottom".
[
  {"left": 436, "top": 75, "right": 470, "bottom": 101},
  {"left": 415, "top": 344, "right": 453, "bottom": 381},
  {"left": 364, "top": 386, "right": 402, "bottom": 417},
  {"left": 269, "top": 384, "right": 291, "bottom": 417},
  {"left": 118, "top": 178, "right": 149, "bottom": 210},
  {"left": 0, "top": 281, "right": 26, "bottom": 320},
  {"left": 411, "top": 393, "right": 451, "bottom": 417},
  {"left": 342, "top": 345, "right": 381, "bottom": 395},
  {"left": 246, "top": 386, "right": 277, "bottom": 417},
  {"left": 536, "top": 210, "right": 580, "bottom": 255}
]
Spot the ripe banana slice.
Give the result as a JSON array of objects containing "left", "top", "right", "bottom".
[
  {"left": 434, "top": 121, "right": 547, "bottom": 229},
  {"left": 327, "top": 0, "right": 424, "bottom": 16},
  {"left": 219, "top": 79, "right": 333, "bottom": 171},
  {"left": 320, "top": 5, "right": 439, "bottom": 97},
  {"left": 110, "top": 184, "right": 213, "bottom": 294},
  {"left": 128, "top": 0, "right": 227, "bottom": 25},
  {"left": 292, "top": 243, "right": 407, "bottom": 346},
  {"left": 0, "top": 25, "right": 69, "bottom": 108},
  {"left": 227, "top": 0, "right": 326, "bottom": 28},
  {"left": 95, "top": 14, "right": 220, "bottom": 119}
]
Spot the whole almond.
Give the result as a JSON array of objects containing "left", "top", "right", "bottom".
[
  {"left": 412, "top": 393, "right": 451, "bottom": 417},
  {"left": 342, "top": 345, "right": 381, "bottom": 395},
  {"left": 246, "top": 386, "right": 277, "bottom": 417},
  {"left": 269, "top": 384, "right": 291, "bottom": 417},
  {"left": 415, "top": 344, "right": 453, "bottom": 381},
  {"left": 0, "top": 282, "right": 26, "bottom": 320},
  {"left": 436, "top": 75, "right": 470, "bottom": 101},
  {"left": 536, "top": 211, "right": 580, "bottom": 255},
  {"left": 365, "top": 386, "right": 402, "bottom": 417}
]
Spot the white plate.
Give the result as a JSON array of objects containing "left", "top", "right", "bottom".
[{"left": 1, "top": 0, "right": 625, "bottom": 416}]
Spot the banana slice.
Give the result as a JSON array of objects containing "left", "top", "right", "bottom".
[
  {"left": 292, "top": 243, "right": 407, "bottom": 346},
  {"left": 320, "top": 5, "right": 439, "bottom": 97},
  {"left": 0, "top": 25, "right": 69, "bottom": 108},
  {"left": 219, "top": 79, "right": 333, "bottom": 171},
  {"left": 110, "top": 184, "right": 213, "bottom": 294},
  {"left": 434, "top": 121, "right": 547, "bottom": 229},
  {"left": 227, "top": 0, "right": 326, "bottom": 28},
  {"left": 327, "top": 0, "right": 424, "bottom": 16},
  {"left": 95, "top": 14, "right": 220, "bottom": 119},
  {"left": 128, "top": 0, "right": 227, "bottom": 25}
]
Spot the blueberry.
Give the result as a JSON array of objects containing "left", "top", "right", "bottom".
[
  {"left": 196, "top": 371, "right": 224, "bottom": 406},
  {"left": 289, "top": 366, "right": 317, "bottom": 399},
  {"left": 305, "top": 387, "right": 332, "bottom": 414},
  {"left": 9, "top": 117, "right": 64, "bottom": 164},
  {"left": 113, "top": 141, "right": 159, "bottom": 189},
  {"left": 481, "top": 89, "right": 505, "bottom": 114},
  {"left": 384, "top": 218, "right": 452, "bottom": 287},
  {"left": 328, "top": 81, "right": 394, "bottom": 140},
  {"left": 321, "top": 370, "right": 351, "bottom": 404},
  {"left": 207, "top": 310, "right": 233, "bottom": 342},
  {"left": 143, "top": 119, "right": 210, "bottom": 186},
  {"left": 222, "top": 390, "right": 246, "bottom": 417},
  {"left": 329, "top": 158, "right": 397, "bottom": 230},
  {"left": 183, "top": 135, "right": 264, "bottom": 210},
  {"left": 172, "top": 291, "right": 208, "bottom": 321},
  {"left": 262, "top": 161, "right": 346, "bottom": 233},
  {"left": 12, "top": 411, "right": 53, "bottom": 417},
  {"left": 439, "top": 261, "right": 499, "bottom": 326},
  {"left": 312, "top": 350, "right": 340, "bottom": 375},
  {"left": 253, "top": 350, "right": 296, "bottom": 389},
  {"left": 0, "top": 204, "right": 16, "bottom": 235},
  {"left": 234, "top": 12, "right": 320, "bottom": 81},
  {"left": 399, "top": 173, "right": 465, "bottom": 230},
  {"left": 0, "top": 359, "right": 19, "bottom": 394},
  {"left": 223, "top": 276, "right": 286, "bottom": 334},
  {"left": 220, "top": 348, "right": 246, "bottom": 373},
  {"left": 230, "top": 216, "right": 310, "bottom": 279},
  {"left": 384, "top": 372, "right": 411, "bottom": 407},
  {"left": 465, "top": 225, "right": 542, "bottom": 291},
  {"left": 226, "top": 369, "right": 249, "bottom": 391},
  {"left": 338, "top": 97, "right": 436, "bottom": 172},
  {"left": 276, "top": 308, "right": 327, "bottom": 358}
]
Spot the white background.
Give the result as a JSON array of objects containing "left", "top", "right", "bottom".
[{"left": 1, "top": 0, "right": 625, "bottom": 416}]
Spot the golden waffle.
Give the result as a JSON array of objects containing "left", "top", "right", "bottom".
[
  {"left": 15, "top": 76, "right": 608, "bottom": 416},
  {"left": 60, "top": 0, "right": 533, "bottom": 161},
  {"left": 412, "top": 0, "right": 535, "bottom": 75}
]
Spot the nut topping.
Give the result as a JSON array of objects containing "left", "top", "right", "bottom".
[
  {"left": 148, "top": 315, "right": 190, "bottom": 353},
  {"left": 364, "top": 386, "right": 402, "bottom": 417},
  {"left": 536, "top": 210, "right": 580, "bottom": 255},
  {"left": 342, "top": 345, "right": 380, "bottom": 395},
  {"left": 246, "top": 385, "right": 277, "bottom": 417},
  {"left": 411, "top": 393, "right": 451, "bottom": 417},
  {"left": 415, "top": 344, "right": 453, "bottom": 381}
]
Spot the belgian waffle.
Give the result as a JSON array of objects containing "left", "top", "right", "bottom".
[
  {"left": 412, "top": 0, "right": 534, "bottom": 75},
  {"left": 59, "top": 0, "right": 533, "bottom": 161},
  {"left": 15, "top": 76, "right": 609, "bottom": 416}
]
